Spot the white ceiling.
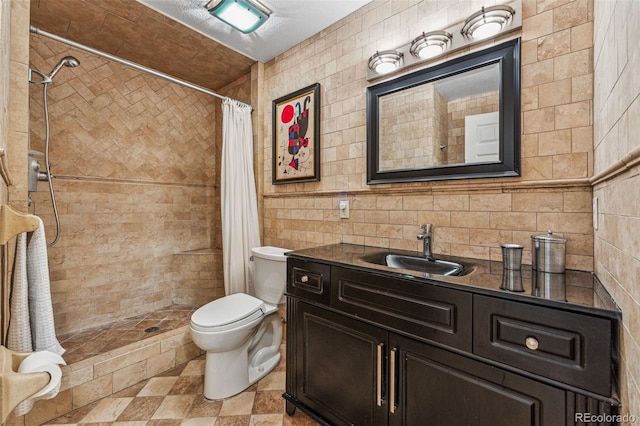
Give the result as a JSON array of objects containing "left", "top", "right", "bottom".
[{"left": 137, "top": 0, "right": 372, "bottom": 63}]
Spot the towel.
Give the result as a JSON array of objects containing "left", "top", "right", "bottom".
[
  {"left": 6, "top": 232, "right": 32, "bottom": 352},
  {"left": 25, "top": 217, "right": 64, "bottom": 356},
  {"left": 7, "top": 217, "right": 64, "bottom": 416}
]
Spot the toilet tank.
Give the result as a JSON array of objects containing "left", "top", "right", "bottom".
[{"left": 251, "top": 246, "right": 291, "bottom": 305}]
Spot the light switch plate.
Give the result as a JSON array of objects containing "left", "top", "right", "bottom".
[{"left": 339, "top": 200, "right": 349, "bottom": 219}]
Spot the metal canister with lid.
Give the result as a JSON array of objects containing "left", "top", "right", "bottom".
[
  {"left": 531, "top": 230, "right": 567, "bottom": 301},
  {"left": 531, "top": 230, "right": 566, "bottom": 273}
]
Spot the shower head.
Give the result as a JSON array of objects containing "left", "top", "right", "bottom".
[{"left": 47, "top": 56, "right": 80, "bottom": 80}]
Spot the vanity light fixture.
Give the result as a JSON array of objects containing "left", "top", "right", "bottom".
[
  {"left": 460, "top": 5, "right": 516, "bottom": 40},
  {"left": 366, "top": 0, "right": 521, "bottom": 80},
  {"left": 409, "top": 31, "right": 453, "bottom": 59},
  {"left": 205, "top": 0, "right": 271, "bottom": 34},
  {"left": 368, "top": 50, "right": 404, "bottom": 74}
]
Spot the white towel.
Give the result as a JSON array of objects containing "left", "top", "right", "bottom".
[
  {"left": 7, "top": 232, "right": 32, "bottom": 352},
  {"left": 26, "top": 217, "right": 64, "bottom": 356},
  {"left": 7, "top": 217, "right": 64, "bottom": 416}
]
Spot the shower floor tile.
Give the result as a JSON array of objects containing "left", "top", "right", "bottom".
[
  {"left": 44, "top": 353, "right": 320, "bottom": 426},
  {"left": 57, "top": 305, "right": 198, "bottom": 364}
]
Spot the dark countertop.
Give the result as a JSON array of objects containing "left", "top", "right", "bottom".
[{"left": 286, "top": 243, "right": 621, "bottom": 318}]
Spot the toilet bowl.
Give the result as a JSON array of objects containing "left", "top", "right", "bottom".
[{"left": 190, "top": 246, "right": 290, "bottom": 400}]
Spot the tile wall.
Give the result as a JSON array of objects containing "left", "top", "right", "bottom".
[
  {"left": 592, "top": 0, "right": 640, "bottom": 418},
  {"left": 28, "top": 35, "right": 223, "bottom": 334},
  {"left": 1, "top": 0, "right": 31, "bottom": 342},
  {"left": 260, "top": 0, "right": 595, "bottom": 271}
]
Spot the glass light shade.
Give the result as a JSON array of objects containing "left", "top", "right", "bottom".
[
  {"left": 205, "top": 0, "right": 271, "bottom": 33},
  {"left": 409, "top": 31, "right": 452, "bottom": 59},
  {"left": 460, "top": 5, "right": 515, "bottom": 40},
  {"left": 368, "top": 51, "right": 403, "bottom": 74},
  {"left": 471, "top": 21, "right": 503, "bottom": 39}
]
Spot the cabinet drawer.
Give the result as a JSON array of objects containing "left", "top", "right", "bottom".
[
  {"left": 287, "top": 258, "right": 331, "bottom": 305},
  {"left": 331, "top": 267, "right": 472, "bottom": 351},
  {"left": 473, "top": 295, "right": 612, "bottom": 396}
]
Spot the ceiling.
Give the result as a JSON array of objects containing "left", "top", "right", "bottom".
[
  {"left": 29, "top": 0, "right": 370, "bottom": 92},
  {"left": 138, "top": 0, "right": 371, "bottom": 63}
]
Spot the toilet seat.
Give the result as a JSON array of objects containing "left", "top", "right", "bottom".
[{"left": 191, "top": 293, "right": 266, "bottom": 332}]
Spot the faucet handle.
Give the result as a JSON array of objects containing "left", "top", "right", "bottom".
[{"left": 421, "top": 223, "right": 432, "bottom": 233}]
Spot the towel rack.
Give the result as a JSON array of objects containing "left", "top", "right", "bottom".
[
  {"left": 0, "top": 205, "right": 39, "bottom": 245},
  {"left": 0, "top": 346, "right": 51, "bottom": 423}
]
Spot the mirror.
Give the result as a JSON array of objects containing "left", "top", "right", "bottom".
[{"left": 367, "top": 38, "right": 520, "bottom": 184}]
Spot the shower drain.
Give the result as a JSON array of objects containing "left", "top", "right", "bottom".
[{"left": 144, "top": 326, "right": 160, "bottom": 333}]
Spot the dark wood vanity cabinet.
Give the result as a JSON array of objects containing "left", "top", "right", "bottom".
[{"left": 284, "top": 259, "right": 620, "bottom": 426}]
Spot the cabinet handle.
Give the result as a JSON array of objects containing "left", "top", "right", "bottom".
[
  {"left": 300, "top": 275, "right": 309, "bottom": 283},
  {"left": 376, "top": 343, "right": 384, "bottom": 406},
  {"left": 525, "top": 336, "right": 539, "bottom": 351},
  {"left": 389, "top": 347, "right": 397, "bottom": 414}
]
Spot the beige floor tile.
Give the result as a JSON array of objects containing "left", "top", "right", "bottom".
[
  {"left": 139, "top": 377, "right": 180, "bottom": 396},
  {"left": 152, "top": 395, "right": 197, "bottom": 419},
  {"left": 181, "top": 360, "right": 206, "bottom": 376},
  {"left": 249, "top": 413, "right": 284, "bottom": 426},
  {"left": 181, "top": 417, "right": 217, "bottom": 425},
  {"left": 215, "top": 415, "right": 251, "bottom": 426},
  {"left": 219, "top": 392, "right": 256, "bottom": 416},
  {"left": 256, "top": 372, "right": 285, "bottom": 391},
  {"left": 80, "top": 397, "right": 133, "bottom": 423},
  {"left": 113, "top": 422, "right": 149, "bottom": 425}
]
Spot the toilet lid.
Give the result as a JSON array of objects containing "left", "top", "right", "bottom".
[{"left": 191, "top": 293, "right": 265, "bottom": 329}]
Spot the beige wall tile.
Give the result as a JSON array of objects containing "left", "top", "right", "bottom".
[
  {"left": 73, "top": 374, "right": 113, "bottom": 409},
  {"left": 29, "top": 35, "right": 224, "bottom": 334},
  {"left": 512, "top": 193, "right": 563, "bottom": 212}
]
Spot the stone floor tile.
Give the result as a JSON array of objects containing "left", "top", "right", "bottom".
[
  {"left": 117, "top": 396, "right": 164, "bottom": 421},
  {"left": 256, "top": 372, "right": 285, "bottom": 391},
  {"left": 252, "top": 391, "right": 284, "bottom": 415},
  {"left": 169, "top": 375, "right": 204, "bottom": 395},
  {"left": 215, "top": 415, "right": 251, "bottom": 426},
  {"left": 249, "top": 413, "right": 284, "bottom": 426},
  {"left": 152, "top": 395, "right": 197, "bottom": 420},
  {"left": 138, "top": 377, "right": 179, "bottom": 396},
  {"left": 219, "top": 392, "right": 256, "bottom": 416},
  {"left": 79, "top": 397, "right": 133, "bottom": 423}
]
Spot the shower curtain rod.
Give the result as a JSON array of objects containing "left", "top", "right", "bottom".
[{"left": 29, "top": 25, "right": 253, "bottom": 110}]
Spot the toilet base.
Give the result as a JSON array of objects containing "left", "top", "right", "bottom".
[{"left": 202, "top": 313, "right": 282, "bottom": 400}]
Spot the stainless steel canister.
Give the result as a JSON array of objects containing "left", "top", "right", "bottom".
[{"left": 531, "top": 230, "right": 566, "bottom": 273}]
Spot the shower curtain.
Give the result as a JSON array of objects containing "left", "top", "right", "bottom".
[{"left": 221, "top": 98, "right": 260, "bottom": 295}]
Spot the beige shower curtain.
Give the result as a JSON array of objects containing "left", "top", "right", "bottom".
[{"left": 221, "top": 98, "right": 260, "bottom": 295}]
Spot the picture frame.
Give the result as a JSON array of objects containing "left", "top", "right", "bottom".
[{"left": 272, "top": 83, "right": 320, "bottom": 184}]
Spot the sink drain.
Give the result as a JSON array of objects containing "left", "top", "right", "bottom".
[{"left": 144, "top": 326, "right": 160, "bottom": 333}]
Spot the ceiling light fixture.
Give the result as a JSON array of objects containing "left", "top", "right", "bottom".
[
  {"left": 366, "top": 0, "right": 521, "bottom": 81},
  {"left": 205, "top": 0, "right": 271, "bottom": 34},
  {"left": 409, "top": 31, "right": 453, "bottom": 60},
  {"left": 368, "top": 50, "right": 404, "bottom": 74},
  {"left": 460, "top": 5, "right": 515, "bottom": 40}
]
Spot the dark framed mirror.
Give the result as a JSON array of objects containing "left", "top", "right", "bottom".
[{"left": 366, "top": 38, "right": 521, "bottom": 184}]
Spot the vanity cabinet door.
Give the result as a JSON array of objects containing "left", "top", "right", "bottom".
[
  {"left": 388, "top": 333, "right": 566, "bottom": 426},
  {"left": 290, "top": 300, "right": 388, "bottom": 426}
]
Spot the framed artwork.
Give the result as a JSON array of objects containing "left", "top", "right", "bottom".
[{"left": 272, "top": 83, "right": 320, "bottom": 184}]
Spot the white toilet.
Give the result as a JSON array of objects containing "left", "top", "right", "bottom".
[{"left": 190, "top": 246, "right": 290, "bottom": 400}]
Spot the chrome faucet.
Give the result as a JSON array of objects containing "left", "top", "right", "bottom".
[{"left": 417, "top": 224, "right": 433, "bottom": 259}]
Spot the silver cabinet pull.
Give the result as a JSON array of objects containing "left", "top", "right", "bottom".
[
  {"left": 525, "top": 336, "right": 539, "bottom": 350},
  {"left": 389, "top": 347, "right": 397, "bottom": 414},
  {"left": 300, "top": 275, "right": 309, "bottom": 283},
  {"left": 376, "top": 343, "right": 384, "bottom": 406}
]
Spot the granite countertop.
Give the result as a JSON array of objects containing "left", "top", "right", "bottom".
[{"left": 286, "top": 243, "right": 621, "bottom": 318}]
